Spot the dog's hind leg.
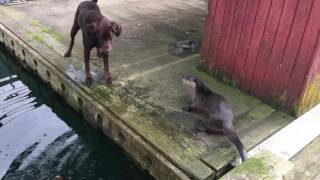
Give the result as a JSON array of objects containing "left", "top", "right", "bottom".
[{"left": 64, "top": 8, "right": 80, "bottom": 57}]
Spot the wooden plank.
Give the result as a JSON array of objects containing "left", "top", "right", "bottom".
[
  {"left": 260, "top": 0, "right": 300, "bottom": 103},
  {"left": 239, "top": 0, "right": 272, "bottom": 91},
  {"left": 214, "top": 0, "right": 237, "bottom": 73},
  {"left": 221, "top": 150, "right": 294, "bottom": 180},
  {"left": 231, "top": 0, "right": 260, "bottom": 86},
  {"left": 270, "top": 0, "right": 314, "bottom": 105},
  {"left": 200, "top": 0, "right": 217, "bottom": 65},
  {"left": 224, "top": 0, "right": 248, "bottom": 79},
  {"left": 287, "top": 136, "right": 320, "bottom": 179},
  {"left": 207, "top": 0, "right": 227, "bottom": 70},
  {"left": 249, "top": 0, "right": 286, "bottom": 98},
  {"left": 249, "top": 104, "right": 320, "bottom": 160},
  {"left": 285, "top": 0, "right": 320, "bottom": 110}
]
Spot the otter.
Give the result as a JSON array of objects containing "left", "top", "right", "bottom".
[{"left": 182, "top": 75, "right": 248, "bottom": 161}]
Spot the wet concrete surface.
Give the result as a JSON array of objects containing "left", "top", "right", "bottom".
[{"left": 0, "top": 47, "right": 152, "bottom": 180}]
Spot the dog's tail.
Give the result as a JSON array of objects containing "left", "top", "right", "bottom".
[{"left": 92, "top": 0, "right": 98, "bottom": 3}]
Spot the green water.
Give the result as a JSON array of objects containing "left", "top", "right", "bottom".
[{"left": 0, "top": 46, "right": 152, "bottom": 180}]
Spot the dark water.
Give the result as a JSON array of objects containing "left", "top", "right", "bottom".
[{"left": 0, "top": 46, "right": 152, "bottom": 180}]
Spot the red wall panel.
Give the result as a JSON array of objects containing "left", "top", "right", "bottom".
[
  {"left": 250, "top": 0, "right": 286, "bottom": 98},
  {"left": 201, "top": 0, "right": 320, "bottom": 116}
]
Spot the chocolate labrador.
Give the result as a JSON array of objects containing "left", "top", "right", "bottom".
[{"left": 64, "top": 0, "right": 121, "bottom": 84}]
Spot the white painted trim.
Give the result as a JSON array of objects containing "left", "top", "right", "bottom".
[{"left": 248, "top": 104, "right": 320, "bottom": 160}]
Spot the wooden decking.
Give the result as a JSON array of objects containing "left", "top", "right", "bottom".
[{"left": 287, "top": 136, "right": 320, "bottom": 179}]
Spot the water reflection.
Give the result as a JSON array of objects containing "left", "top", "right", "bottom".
[{"left": 0, "top": 46, "right": 151, "bottom": 180}]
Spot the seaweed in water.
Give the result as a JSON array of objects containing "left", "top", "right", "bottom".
[{"left": 0, "top": 0, "right": 26, "bottom": 6}]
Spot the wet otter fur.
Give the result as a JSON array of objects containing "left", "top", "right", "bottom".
[{"left": 182, "top": 75, "right": 248, "bottom": 161}]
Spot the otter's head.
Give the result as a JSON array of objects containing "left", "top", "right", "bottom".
[
  {"left": 182, "top": 75, "right": 198, "bottom": 90},
  {"left": 182, "top": 75, "right": 211, "bottom": 95},
  {"left": 182, "top": 75, "right": 205, "bottom": 95}
]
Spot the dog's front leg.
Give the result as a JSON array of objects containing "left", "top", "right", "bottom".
[
  {"left": 96, "top": 48, "right": 102, "bottom": 57},
  {"left": 103, "top": 54, "right": 112, "bottom": 84},
  {"left": 84, "top": 48, "right": 93, "bottom": 84}
]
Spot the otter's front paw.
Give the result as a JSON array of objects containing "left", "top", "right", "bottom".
[
  {"left": 64, "top": 51, "right": 71, "bottom": 57},
  {"left": 182, "top": 106, "right": 192, "bottom": 112}
]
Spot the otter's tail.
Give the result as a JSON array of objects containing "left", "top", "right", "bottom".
[
  {"left": 224, "top": 128, "right": 248, "bottom": 161},
  {"left": 92, "top": 0, "right": 98, "bottom": 2}
]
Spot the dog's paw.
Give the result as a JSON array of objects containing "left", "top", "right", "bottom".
[
  {"left": 85, "top": 77, "right": 93, "bottom": 85},
  {"left": 64, "top": 52, "right": 71, "bottom": 57},
  {"left": 106, "top": 77, "right": 113, "bottom": 84}
]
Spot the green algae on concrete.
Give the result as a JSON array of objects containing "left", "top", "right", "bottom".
[
  {"left": 29, "top": 31, "right": 45, "bottom": 44},
  {"left": 25, "top": 17, "right": 64, "bottom": 48},
  {"left": 26, "top": 29, "right": 53, "bottom": 49},
  {"left": 28, "top": 19, "right": 39, "bottom": 26},
  {"left": 41, "top": 27, "right": 49, "bottom": 33},
  {"left": 221, "top": 150, "right": 294, "bottom": 180},
  {"left": 232, "top": 158, "right": 269, "bottom": 178}
]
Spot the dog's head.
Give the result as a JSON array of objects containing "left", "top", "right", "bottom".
[{"left": 85, "top": 20, "right": 122, "bottom": 55}]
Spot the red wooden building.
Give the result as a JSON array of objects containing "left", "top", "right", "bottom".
[{"left": 201, "top": 0, "right": 320, "bottom": 116}]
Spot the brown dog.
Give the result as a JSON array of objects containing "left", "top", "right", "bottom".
[{"left": 64, "top": 0, "right": 121, "bottom": 84}]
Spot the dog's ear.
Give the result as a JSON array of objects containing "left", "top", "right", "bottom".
[
  {"left": 85, "top": 22, "right": 98, "bottom": 36},
  {"left": 111, "top": 21, "right": 122, "bottom": 37}
]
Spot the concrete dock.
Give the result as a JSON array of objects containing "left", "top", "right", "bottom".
[{"left": 0, "top": 0, "right": 294, "bottom": 179}]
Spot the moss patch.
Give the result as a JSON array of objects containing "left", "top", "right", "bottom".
[
  {"left": 30, "top": 32, "right": 45, "bottom": 44},
  {"left": 27, "top": 30, "right": 55, "bottom": 50},
  {"left": 50, "top": 33, "right": 63, "bottom": 42},
  {"left": 41, "top": 27, "right": 49, "bottom": 33},
  {"left": 41, "top": 27, "right": 63, "bottom": 42},
  {"left": 233, "top": 157, "right": 270, "bottom": 179},
  {"left": 92, "top": 84, "right": 113, "bottom": 100},
  {"left": 28, "top": 19, "right": 39, "bottom": 26}
]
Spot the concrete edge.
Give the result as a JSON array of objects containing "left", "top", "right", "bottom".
[{"left": 0, "top": 22, "right": 203, "bottom": 180}]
